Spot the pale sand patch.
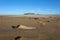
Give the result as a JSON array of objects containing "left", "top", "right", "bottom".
[{"left": 18, "top": 25, "right": 36, "bottom": 29}]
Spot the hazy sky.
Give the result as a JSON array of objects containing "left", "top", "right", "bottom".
[{"left": 0, "top": 0, "right": 60, "bottom": 15}]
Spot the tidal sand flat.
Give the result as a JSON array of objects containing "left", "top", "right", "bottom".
[{"left": 0, "top": 15, "right": 60, "bottom": 40}]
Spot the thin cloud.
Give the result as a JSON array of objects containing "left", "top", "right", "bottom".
[{"left": 38, "top": 9, "right": 57, "bottom": 14}]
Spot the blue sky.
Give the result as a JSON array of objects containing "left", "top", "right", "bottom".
[{"left": 0, "top": 0, "right": 60, "bottom": 15}]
